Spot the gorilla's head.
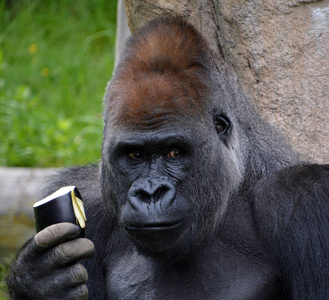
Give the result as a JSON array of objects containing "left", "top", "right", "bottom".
[{"left": 100, "top": 18, "right": 252, "bottom": 258}]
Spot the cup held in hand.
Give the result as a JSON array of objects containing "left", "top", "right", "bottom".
[{"left": 33, "top": 186, "right": 87, "bottom": 235}]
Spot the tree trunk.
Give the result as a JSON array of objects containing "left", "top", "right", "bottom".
[{"left": 123, "top": 0, "right": 329, "bottom": 164}]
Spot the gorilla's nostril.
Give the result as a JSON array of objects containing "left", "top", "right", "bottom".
[
  {"left": 136, "top": 190, "right": 152, "bottom": 203},
  {"left": 153, "top": 187, "right": 169, "bottom": 203}
]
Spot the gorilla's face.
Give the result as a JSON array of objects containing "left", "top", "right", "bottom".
[
  {"left": 101, "top": 114, "right": 235, "bottom": 258},
  {"left": 110, "top": 126, "right": 194, "bottom": 255}
]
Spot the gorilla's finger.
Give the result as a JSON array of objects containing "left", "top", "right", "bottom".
[
  {"left": 65, "top": 284, "right": 89, "bottom": 300},
  {"left": 45, "top": 238, "right": 95, "bottom": 268},
  {"left": 34, "top": 222, "right": 82, "bottom": 249},
  {"left": 43, "top": 264, "right": 89, "bottom": 289},
  {"left": 68, "top": 264, "right": 89, "bottom": 285}
]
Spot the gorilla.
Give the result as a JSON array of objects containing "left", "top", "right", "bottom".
[{"left": 6, "top": 17, "right": 329, "bottom": 300}]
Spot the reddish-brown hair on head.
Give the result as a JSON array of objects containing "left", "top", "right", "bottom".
[{"left": 106, "top": 17, "right": 212, "bottom": 129}]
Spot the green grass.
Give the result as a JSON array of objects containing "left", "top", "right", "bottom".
[{"left": 0, "top": 0, "right": 117, "bottom": 167}]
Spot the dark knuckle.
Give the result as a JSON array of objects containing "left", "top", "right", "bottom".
[{"left": 53, "top": 244, "right": 67, "bottom": 262}]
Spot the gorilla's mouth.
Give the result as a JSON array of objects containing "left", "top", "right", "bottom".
[{"left": 123, "top": 220, "right": 183, "bottom": 232}]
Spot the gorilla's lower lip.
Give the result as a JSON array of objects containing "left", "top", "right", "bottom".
[{"left": 123, "top": 220, "right": 183, "bottom": 232}]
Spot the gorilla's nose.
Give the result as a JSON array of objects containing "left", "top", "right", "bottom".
[{"left": 128, "top": 177, "right": 176, "bottom": 210}]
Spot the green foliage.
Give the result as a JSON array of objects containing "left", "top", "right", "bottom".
[
  {"left": 0, "top": 0, "right": 117, "bottom": 167},
  {"left": 0, "top": 255, "right": 12, "bottom": 300}
]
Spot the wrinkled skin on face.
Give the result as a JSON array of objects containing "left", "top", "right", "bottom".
[{"left": 101, "top": 111, "right": 238, "bottom": 258}]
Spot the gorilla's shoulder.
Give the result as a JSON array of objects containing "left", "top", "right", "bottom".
[
  {"left": 253, "top": 163, "right": 329, "bottom": 226},
  {"left": 256, "top": 163, "right": 329, "bottom": 198},
  {"left": 42, "top": 164, "right": 101, "bottom": 199}
]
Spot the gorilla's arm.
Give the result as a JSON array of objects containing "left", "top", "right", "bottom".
[
  {"left": 6, "top": 165, "right": 101, "bottom": 299},
  {"left": 254, "top": 164, "right": 329, "bottom": 299}
]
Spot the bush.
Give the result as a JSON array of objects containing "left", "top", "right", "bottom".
[{"left": 0, "top": 0, "right": 117, "bottom": 167}]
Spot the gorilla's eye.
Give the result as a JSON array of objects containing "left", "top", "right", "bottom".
[
  {"left": 167, "top": 150, "right": 182, "bottom": 158},
  {"left": 128, "top": 152, "right": 143, "bottom": 159}
]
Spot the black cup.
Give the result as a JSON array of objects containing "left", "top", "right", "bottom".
[{"left": 33, "top": 187, "right": 85, "bottom": 237}]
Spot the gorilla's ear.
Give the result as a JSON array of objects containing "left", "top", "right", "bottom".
[{"left": 213, "top": 109, "right": 232, "bottom": 142}]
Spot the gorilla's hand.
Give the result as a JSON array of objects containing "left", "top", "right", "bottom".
[{"left": 6, "top": 222, "right": 95, "bottom": 300}]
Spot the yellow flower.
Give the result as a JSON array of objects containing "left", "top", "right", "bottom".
[
  {"left": 29, "top": 44, "right": 38, "bottom": 54},
  {"left": 41, "top": 68, "right": 49, "bottom": 76}
]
